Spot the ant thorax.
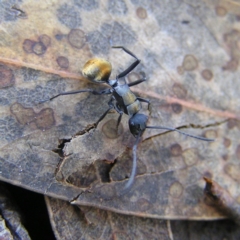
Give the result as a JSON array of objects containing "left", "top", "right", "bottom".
[{"left": 107, "top": 79, "right": 118, "bottom": 87}]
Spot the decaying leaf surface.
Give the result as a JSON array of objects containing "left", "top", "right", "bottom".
[
  {"left": 0, "top": 183, "right": 31, "bottom": 240},
  {"left": 0, "top": 0, "right": 240, "bottom": 223},
  {"left": 46, "top": 196, "right": 240, "bottom": 240}
]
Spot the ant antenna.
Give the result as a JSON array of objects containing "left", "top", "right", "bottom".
[
  {"left": 121, "top": 131, "right": 142, "bottom": 194},
  {"left": 146, "top": 126, "right": 214, "bottom": 141}
]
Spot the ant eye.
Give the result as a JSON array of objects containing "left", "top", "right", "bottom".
[{"left": 130, "top": 121, "right": 134, "bottom": 126}]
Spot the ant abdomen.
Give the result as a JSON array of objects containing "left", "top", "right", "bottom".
[{"left": 82, "top": 58, "right": 112, "bottom": 83}]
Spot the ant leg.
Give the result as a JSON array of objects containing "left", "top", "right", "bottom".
[
  {"left": 137, "top": 97, "right": 151, "bottom": 112},
  {"left": 112, "top": 46, "right": 139, "bottom": 59},
  {"left": 113, "top": 102, "right": 124, "bottom": 133},
  {"left": 128, "top": 77, "right": 146, "bottom": 87},
  {"left": 94, "top": 96, "right": 115, "bottom": 127},
  {"left": 112, "top": 46, "right": 140, "bottom": 79},
  {"left": 39, "top": 88, "right": 111, "bottom": 103},
  {"left": 116, "top": 112, "right": 123, "bottom": 134}
]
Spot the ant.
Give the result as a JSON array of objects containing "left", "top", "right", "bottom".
[{"left": 41, "top": 46, "right": 214, "bottom": 194}]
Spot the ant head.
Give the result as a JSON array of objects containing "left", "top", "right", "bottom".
[
  {"left": 82, "top": 58, "right": 112, "bottom": 83},
  {"left": 129, "top": 113, "right": 148, "bottom": 137}
]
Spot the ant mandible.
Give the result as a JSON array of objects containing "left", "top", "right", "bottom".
[{"left": 41, "top": 46, "right": 214, "bottom": 193}]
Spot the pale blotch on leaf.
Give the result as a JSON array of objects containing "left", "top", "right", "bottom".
[
  {"left": 182, "top": 55, "right": 198, "bottom": 71},
  {"left": 169, "top": 181, "right": 183, "bottom": 198},
  {"left": 224, "top": 163, "right": 240, "bottom": 182},
  {"left": 215, "top": 6, "right": 227, "bottom": 17},
  {"left": 204, "top": 129, "right": 218, "bottom": 139},
  {"left": 182, "top": 148, "right": 198, "bottom": 166}
]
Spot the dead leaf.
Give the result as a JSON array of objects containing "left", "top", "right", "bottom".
[
  {"left": 0, "top": 183, "right": 31, "bottom": 240},
  {"left": 1, "top": 0, "right": 240, "bottom": 238},
  {"left": 46, "top": 196, "right": 240, "bottom": 240}
]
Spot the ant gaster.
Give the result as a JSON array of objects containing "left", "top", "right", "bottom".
[{"left": 41, "top": 46, "right": 214, "bottom": 193}]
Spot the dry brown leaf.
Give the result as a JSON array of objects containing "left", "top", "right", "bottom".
[
  {"left": 0, "top": 183, "right": 31, "bottom": 240},
  {"left": 46, "top": 196, "right": 240, "bottom": 240},
  {"left": 1, "top": 0, "right": 240, "bottom": 238}
]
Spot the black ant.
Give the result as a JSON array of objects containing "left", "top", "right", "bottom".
[{"left": 40, "top": 46, "right": 214, "bottom": 194}]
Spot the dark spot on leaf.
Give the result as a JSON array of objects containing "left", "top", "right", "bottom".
[
  {"left": 68, "top": 29, "right": 86, "bottom": 49},
  {"left": 74, "top": 0, "right": 99, "bottom": 11},
  {"left": 10, "top": 103, "right": 35, "bottom": 125},
  {"left": 57, "top": 4, "right": 81, "bottom": 28},
  {"left": 201, "top": 69, "right": 213, "bottom": 81},
  {"left": 34, "top": 108, "right": 55, "bottom": 130},
  {"left": 223, "top": 30, "right": 240, "bottom": 69},
  {"left": 38, "top": 34, "right": 51, "bottom": 47},
  {"left": 56, "top": 56, "right": 69, "bottom": 69},
  {"left": 136, "top": 7, "right": 147, "bottom": 19},
  {"left": 170, "top": 143, "right": 182, "bottom": 156},
  {"left": 172, "top": 83, "right": 187, "bottom": 99},
  {"left": 10, "top": 103, "right": 55, "bottom": 130},
  {"left": 215, "top": 6, "right": 227, "bottom": 17},
  {"left": 32, "top": 42, "right": 47, "bottom": 55},
  {"left": 102, "top": 119, "right": 123, "bottom": 139},
  {"left": 108, "top": 0, "right": 128, "bottom": 15},
  {"left": 22, "top": 39, "right": 36, "bottom": 53},
  {"left": 171, "top": 103, "right": 182, "bottom": 113},
  {"left": 0, "top": 65, "right": 15, "bottom": 88},
  {"left": 223, "top": 138, "right": 231, "bottom": 148},
  {"left": 222, "top": 59, "right": 238, "bottom": 71},
  {"left": 182, "top": 55, "right": 198, "bottom": 71},
  {"left": 227, "top": 119, "right": 240, "bottom": 129}
]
